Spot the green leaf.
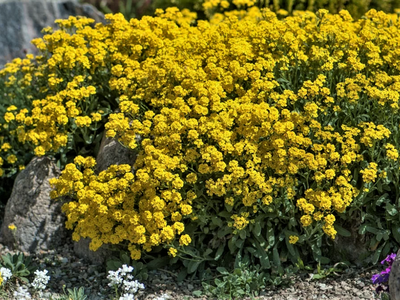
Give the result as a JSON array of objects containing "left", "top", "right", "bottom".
[
  {"left": 146, "top": 256, "right": 170, "bottom": 270},
  {"left": 365, "top": 225, "right": 379, "bottom": 234},
  {"left": 376, "top": 193, "right": 389, "bottom": 206},
  {"left": 386, "top": 203, "right": 398, "bottom": 216},
  {"left": 217, "top": 227, "right": 232, "bottom": 238},
  {"left": 260, "top": 252, "right": 271, "bottom": 269},
  {"left": 253, "top": 223, "right": 261, "bottom": 237},
  {"left": 253, "top": 240, "right": 271, "bottom": 269},
  {"left": 383, "top": 240, "right": 391, "bottom": 257},
  {"left": 20, "top": 277, "right": 29, "bottom": 284},
  {"left": 273, "top": 246, "right": 281, "bottom": 267},
  {"left": 353, "top": 168, "right": 359, "bottom": 183},
  {"left": 383, "top": 184, "right": 391, "bottom": 192},
  {"left": 266, "top": 227, "right": 275, "bottom": 247},
  {"left": 106, "top": 260, "right": 122, "bottom": 271},
  {"left": 359, "top": 224, "right": 367, "bottom": 235},
  {"left": 187, "top": 260, "right": 201, "bottom": 274},
  {"left": 192, "top": 290, "right": 202, "bottom": 297},
  {"left": 377, "top": 181, "right": 383, "bottom": 193},
  {"left": 334, "top": 224, "right": 351, "bottom": 237},
  {"left": 214, "top": 278, "right": 225, "bottom": 287},
  {"left": 318, "top": 256, "right": 331, "bottom": 264},
  {"left": 215, "top": 244, "right": 225, "bottom": 261},
  {"left": 239, "top": 230, "right": 246, "bottom": 240},
  {"left": 177, "top": 269, "right": 187, "bottom": 282},
  {"left": 121, "top": 252, "right": 130, "bottom": 265},
  {"left": 218, "top": 211, "right": 232, "bottom": 219},
  {"left": 392, "top": 225, "right": 400, "bottom": 243},
  {"left": 235, "top": 238, "right": 245, "bottom": 249},
  {"left": 372, "top": 243, "right": 384, "bottom": 264},
  {"left": 228, "top": 238, "right": 236, "bottom": 253},
  {"left": 211, "top": 216, "right": 223, "bottom": 227},
  {"left": 216, "top": 267, "right": 229, "bottom": 275},
  {"left": 203, "top": 248, "right": 213, "bottom": 257},
  {"left": 245, "top": 246, "right": 257, "bottom": 256},
  {"left": 285, "top": 238, "right": 296, "bottom": 256}
]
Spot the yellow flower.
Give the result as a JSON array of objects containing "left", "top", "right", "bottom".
[
  {"left": 8, "top": 224, "right": 16, "bottom": 231},
  {"left": 300, "top": 215, "right": 313, "bottom": 227},
  {"left": 6, "top": 155, "right": 17, "bottom": 164},
  {"left": 288, "top": 235, "right": 299, "bottom": 244},
  {"left": 168, "top": 247, "right": 178, "bottom": 257},
  {"left": 179, "top": 234, "right": 192, "bottom": 246}
]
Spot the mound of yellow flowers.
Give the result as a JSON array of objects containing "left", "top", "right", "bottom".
[{"left": 2, "top": 6, "right": 400, "bottom": 265}]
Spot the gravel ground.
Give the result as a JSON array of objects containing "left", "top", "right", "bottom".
[{"left": 0, "top": 238, "right": 383, "bottom": 300}]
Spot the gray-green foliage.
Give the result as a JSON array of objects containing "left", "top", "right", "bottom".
[
  {"left": 192, "top": 261, "right": 296, "bottom": 300},
  {"left": 52, "top": 287, "right": 88, "bottom": 300},
  {"left": 0, "top": 252, "right": 35, "bottom": 284}
]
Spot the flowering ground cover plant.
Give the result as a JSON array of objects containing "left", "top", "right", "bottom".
[
  {"left": 372, "top": 253, "right": 396, "bottom": 297},
  {"left": 2, "top": 2, "right": 400, "bottom": 284}
]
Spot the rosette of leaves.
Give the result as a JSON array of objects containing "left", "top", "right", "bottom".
[{"left": 0, "top": 252, "right": 35, "bottom": 284}]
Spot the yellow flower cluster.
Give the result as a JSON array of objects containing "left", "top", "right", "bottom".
[
  {"left": 50, "top": 156, "right": 193, "bottom": 258},
  {"left": 3, "top": 6, "right": 400, "bottom": 258},
  {"left": 360, "top": 162, "right": 378, "bottom": 184}
]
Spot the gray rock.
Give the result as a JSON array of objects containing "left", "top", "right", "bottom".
[
  {"left": 331, "top": 225, "right": 372, "bottom": 266},
  {"left": 390, "top": 249, "right": 400, "bottom": 300},
  {"left": 95, "top": 134, "right": 139, "bottom": 173},
  {"left": 73, "top": 237, "right": 111, "bottom": 265},
  {"left": 0, "top": 156, "right": 68, "bottom": 252},
  {"left": 0, "top": 0, "right": 105, "bottom": 68}
]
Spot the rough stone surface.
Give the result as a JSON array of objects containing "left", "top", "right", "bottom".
[
  {"left": 0, "top": 0, "right": 105, "bottom": 68},
  {"left": 331, "top": 223, "right": 372, "bottom": 266},
  {"left": 73, "top": 237, "right": 111, "bottom": 265},
  {"left": 390, "top": 248, "right": 400, "bottom": 300},
  {"left": 95, "top": 134, "right": 139, "bottom": 173},
  {"left": 0, "top": 156, "right": 68, "bottom": 253}
]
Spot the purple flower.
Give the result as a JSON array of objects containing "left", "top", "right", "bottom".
[
  {"left": 371, "top": 252, "right": 397, "bottom": 294},
  {"left": 381, "top": 253, "right": 396, "bottom": 266},
  {"left": 371, "top": 267, "right": 391, "bottom": 284}
]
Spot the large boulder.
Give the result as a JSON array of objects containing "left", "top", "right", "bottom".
[
  {"left": 0, "top": 156, "right": 68, "bottom": 253},
  {"left": 0, "top": 0, "right": 105, "bottom": 68},
  {"left": 390, "top": 249, "right": 400, "bottom": 300}
]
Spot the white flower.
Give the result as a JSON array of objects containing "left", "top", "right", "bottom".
[
  {"left": 0, "top": 267, "right": 12, "bottom": 283},
  {"left": 119, "top": 294, "right": 135, "bottom": 300},
  {"left": 13, "top": 286, "right": 32, "bottom": 300},
  {"left": 108, "top": 265, "right": 145, "bottom": 297},
  {"left": 107, "top": 270, "right": 124, "bottom": 287},
  {"left": 120, "top": 264, "right": 134, "bottom": 276},
  {"left": 31, "top": 269, "right": 50, "bottom": 290},
  {"left": 123, "top": 279, "right": 145, "bottom": 294}
]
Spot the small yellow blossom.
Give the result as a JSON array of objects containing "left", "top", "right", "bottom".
[
  {"left": 289, "top": 235, "right": 299, "bottom": 244},
  {"left": 168, "top": 248, "right": 178, "bottom": 257}
]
